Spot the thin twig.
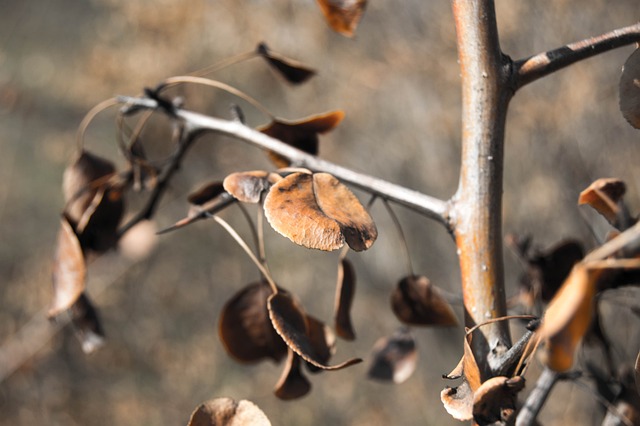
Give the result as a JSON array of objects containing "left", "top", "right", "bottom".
[
  {"left": 117, "top": 96, "right": 451, "bottom": 225},
  {"left": 382, "top": 199, "right": 414, "bottom": 277},
  {"left": 75, "top": 97, "right": 121, "bottom": 152},
  {"left": 516, "top": 367, "right": 560, "bottom": 426},
  {"left": 212, "top": 215, "right": 278, "bottom": 293},
  {"left": 515, "top": 22, "right": 640, "bottom": 89}
]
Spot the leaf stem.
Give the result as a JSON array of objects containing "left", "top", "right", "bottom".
[{"left": 212, "top": 215, "right": 278, "bottom": 294}]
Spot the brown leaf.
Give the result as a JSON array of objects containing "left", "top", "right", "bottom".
[
  {"left": 49, "top": 217, "right": 86, "bottom": 318},
  {"left": 157, "top": 183, "right": 235, "bottom": 235},
  {"left": 223, "top": 171, "right": 282, "bottom": 204},
  {"left": 441, "top": 380, "right": 474, "bottom": 421},
  {"left": 218, "top": 281, "right": 287, "bottom": 364},
  {"left": 524, "top": 239, "right": 585, "bottom": 303},
  {"left": 315, "top": 0, "right": 367, "bottom": 37},
  {"left": 313, "top": 173, "right": 377, "bottom": 251},
  {"left": 258, "top": 111, "right": 344, "bottom": 168},
  {"left": 620, "top": 48, "right": 640, "bottom": 129},
  {"left": 63, "top": 150, "right": 116, "bottom": 224},
  {"left": 539, "top": 264, "right": 601, "bottom": 372},
  {"left": 334, "top": 258, "right": 356, "bottom": 340},
  {"left": 268, "top": 292, "right": 362, "bottom": 370},
  {"left": 187, "top": 397, "right": 271, "bottom": 426},
  {"left": 304, "top": 315, "right": 336, "bottom": 373},
  {"left": 187, "top": 181, "right": 226, "bottom": 206},
  {"left": 472, "top": 376, "right": 525, "bottom": 425},
  {"left": 579, "top": 178, "right": 627, "bottom": 227},
  {"left": 274, "top": 349, "right": 312, "bottom": 400},
  {"left": 390, "top": 275, "right": 458, "bottom": 326},
  {"left": 263, "top": 172, "right": 377, "bottom": 251},
  {"left": 63, "top": 150, "right": 124, "bottom": 252},
  {"left": 256, "top": 42, "right": 316, "bottom": 85},
  {"left": 70, "top": 293, "right": 105, "bottom": 354},
  {"left": 367, "top": 327, "right": 417, "bottom": 384},
  {"left": 441, "top": 334, "right": 481, "bottom": 421}
]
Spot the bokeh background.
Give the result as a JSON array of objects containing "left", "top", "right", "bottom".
[{"left": 1, "top": 1, "right": 640, "bottom": 425}]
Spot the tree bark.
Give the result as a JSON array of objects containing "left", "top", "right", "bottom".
[{"left": 451, "top": 0, "right": 513, "bottom": 376}]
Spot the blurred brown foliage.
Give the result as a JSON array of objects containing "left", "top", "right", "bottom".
[{"left": 1, "top": 1, "right": 640, "bottom": 425}]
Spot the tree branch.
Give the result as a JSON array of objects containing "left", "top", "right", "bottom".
[
  {"left": 118, "top": 96, "right": 452, "bottom": 226},
  {"left": 451, "top": 0, "right": 513, "bottom": 377},
  {"left": 515, "top": 22, "right": 640, "bottom": 90},
  {"left": 516, "top": 367, "right": 560, "bottom": 426}
]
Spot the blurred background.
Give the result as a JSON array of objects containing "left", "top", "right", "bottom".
[{"left": 1, "top": 0, "right": 640, "bottom": 424}]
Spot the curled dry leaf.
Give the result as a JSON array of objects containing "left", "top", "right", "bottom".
[
  {"left": 188, "top": 181, "right": 226, "bottom": 206},
  {"left": 304, "top": 315, "right": 337, "bottom": 373},
  {"left": 367, "top": 327, "right": 417, "bottom": 384},
  {"left": 620, "top": 48, "right": 640, "bottom": 129},
  {"left": 391, "top": 275, "right": 458, "bottom": 326},
  {"left": 441, "top": 334, "right": 481, "bottom": 421},
  {"left": 49, "top": 217, "right": 86, "bottom": 318},
  {"left": 263, "top": 172, "right": 377, "bottom": 251},
  {"left": 256, "top": 42, "right": 316, "bottom": 85},
  {"left": 523, "top": 239, "right": 585, "bottom": 304},
  {"left": 63, "top": 150, "right": 116, "bottom": 224},
  {"left": 315, "top": 0, "right": 367, "bottom": 37},
  {"left": 268, "top": 292, "right": 362, "bottom": 370},
  {"left": 63, "top": 150, "right": 124, "bottom": 252},
  {"left": 472, "top": 376, "right": 525, "bottom": 425},
  {"left": 334, "top": 258, "right": 356, "bottom": 340},
  {"left": 187, "top": 397, "right": 271, "bottom": 426},
  {"left": 258, "top": 111, "right": 344, "bottom": 168},
  {"left": 274, "top": 349, "right": 312, "bottom": 400},
  {"left": 70, "top": 293, "right": 105, "bottom": 354},
  {"left": 539, "top": 264, "right": 601, "bottom": 372},
  {"left": 579, "top": 178, "right": 627, "bottom": 227},
  {"left": 219, "top": 281, "right": 287, "bottom": 364},
  {"left": 223, "top": 171, "right": 282, "bottom": 204},
  {"left": 158, "top": 182, "right": 235, "bottom": 234}
]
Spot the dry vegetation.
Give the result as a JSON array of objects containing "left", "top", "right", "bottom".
[{"left": 1, "top": 1, "right": 640, "bottom": 425}]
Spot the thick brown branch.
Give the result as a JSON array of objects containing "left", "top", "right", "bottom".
[
  {"left": 515, "top": 22, "right": 640, "bottom": 89},
  {"left": 451, "top": 0, "right": 513, "bottom": 376},
  {"left": 118, "top": 96, "right": 452, "bottom": 226}
]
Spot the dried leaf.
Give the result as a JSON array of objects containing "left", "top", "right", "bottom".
[
  {"left": 223, "top": 171, "right": 282, "bottom": 204},
  {"left": 274, "top": 349, "right": 311, "bottom": 400},
  {"left": 263, "top": 172, "right": 376, "bottom": 251},
  {"left": 441, "top": 380, "right": 474, "bottom": 421},
  {"left": 315, "top": 0, "right": 367, "bottom": 37},
  {"left": 70, "top": 293, "right": 105, "bottom": 354},
  {"left": 157, "top": 183, "right": 235, "bottom": 234},
  {"left": 313, "top": 173, "right": 377, "bottom": 251},
  {"left": 49, "top": 217, "right": 86, "bottom": 318},
  {"left": 63, "top": 150, "right": 124, "bottom": 252},
  {"left": 63, "top": 150, "right": 116, "bottom": 224},
  {"left": 367, "top": 327, "right": 417, "bottom": 384},
  {"left": 118, "top": 220, "right": 158, "bottom": 261},
  {"left": 539, "top": 265, "right": 601, "bottom": 372},
  {"left": 256, "top": 42, "right": 316, "bottom": 85},
  {"left": 218, "top": 281, "right": 287, "bottom": 364},
  {"left": 334, "top": 258, "right": 356, "bottom": 340},
  {"left": 187, "top": 397, "right": 271, "bottom": 426},
  {"left": 579, "top": 178, "right": 627, "bottom": 227},
  {"left": 258, "top": 111, "right": 344, "bottom": 168},
  {"left": 188, "top": 181, "right": 226, "bottom": 206},
  {"left": 620, "top": 48, "right": 640, "bottom": 129},
  {"left": 441, "top": 334, "right": 481, "bottom": 421},
  {"left": 390, "top": 275, "right": 458, "bottom": 326},
  {"left": 472, "top": 376, "right": 525, "bottom": 425},
  {"left": 304, "top": 315, "right": 336, "bottom": 373},
  {"left": 525, "top": 240, "right": 585, "bottom": 303},
  {"left": 268, "top": 292, "right": 362, "bottom": 370}
]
